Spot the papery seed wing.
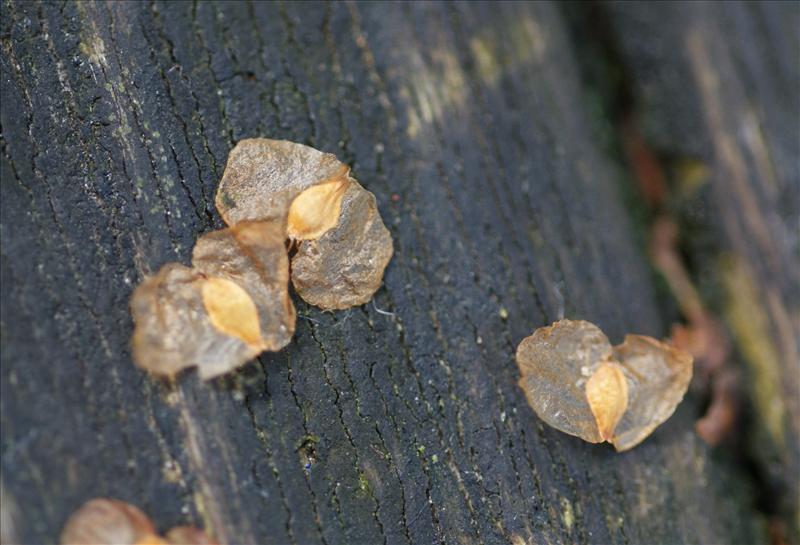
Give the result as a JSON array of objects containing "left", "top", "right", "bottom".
[
  {"left": 611, "top": 335, "right": 693, "bottom": 451},
  {"left": 516, "top": 320, "right": 615, "bottom": 443},
  {"left": 291, "top": 181, "right": 393, "bottom": 310},
  {"left": 215, "top": 138, "right": 347, "bottom": 227}
]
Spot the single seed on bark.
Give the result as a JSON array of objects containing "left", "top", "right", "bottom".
[
  {"left": 515, "top": 319, "right": 693, "bottom": 451},
  {"left": 131, "top": 263, "right": 258, "bottom": 380},
  {"left": 131, "top": 221, "right": 295, "bottom": 380},
  {"left": 192, "top": 220, "right": 296, "bottom": 353},
  {"left": 201, "top": 276, "right": 263, "bottom": 347}
]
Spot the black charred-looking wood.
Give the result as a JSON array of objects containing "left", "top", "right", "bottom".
[{"left": 0, "top": 2, "right": 793, "bottom": 544}]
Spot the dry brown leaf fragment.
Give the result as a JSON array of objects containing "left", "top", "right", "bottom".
[
  {"left": 291, "top": 181, "right": 394, "bottom": 310},
  {"left": 694, "top": 367, "right": 738, "bottom": 446},
  {"left": 60, "top": 499, "right": 217, "bottom": 545},
  {"left": 515, "top": 319, "right": 693, "bottom": 451},
  {"left": 131, "top": 221, "right": 295, "bottom": 380}
]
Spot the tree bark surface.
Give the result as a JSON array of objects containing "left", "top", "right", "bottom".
[{"left": 1, "top": 2, "right": 794, "bottom": 545}]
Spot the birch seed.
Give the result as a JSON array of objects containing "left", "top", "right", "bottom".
[
  {"left": 516, "top": 319, "right": 693, "bottom": 451},
  {"left": 215, "top": 138, "right": 393, "bottom": 310},
  {"left": 291, "top": 180, "right": 394, "bottom": 310},
  {"left": 131, "top": 221, "right": 295, "bottom": 380}
]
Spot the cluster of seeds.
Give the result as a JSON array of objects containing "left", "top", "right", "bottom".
[
  {"left": 130, "top": 139, "right": 393, "bottom": 379},
  {"left": 66, "top": 138, "right": 703, "bottom": 545}
]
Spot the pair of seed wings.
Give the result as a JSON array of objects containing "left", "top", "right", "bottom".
[
  {"left": 131, "top": 139, "right": 393, "bottom": 379},
  {"left": 516, "top": 320, "right": 693, "bottom": 451}
]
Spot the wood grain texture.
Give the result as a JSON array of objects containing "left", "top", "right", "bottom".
[{"left": 0, "top": 2, "right": 780, "bottom": 544}]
